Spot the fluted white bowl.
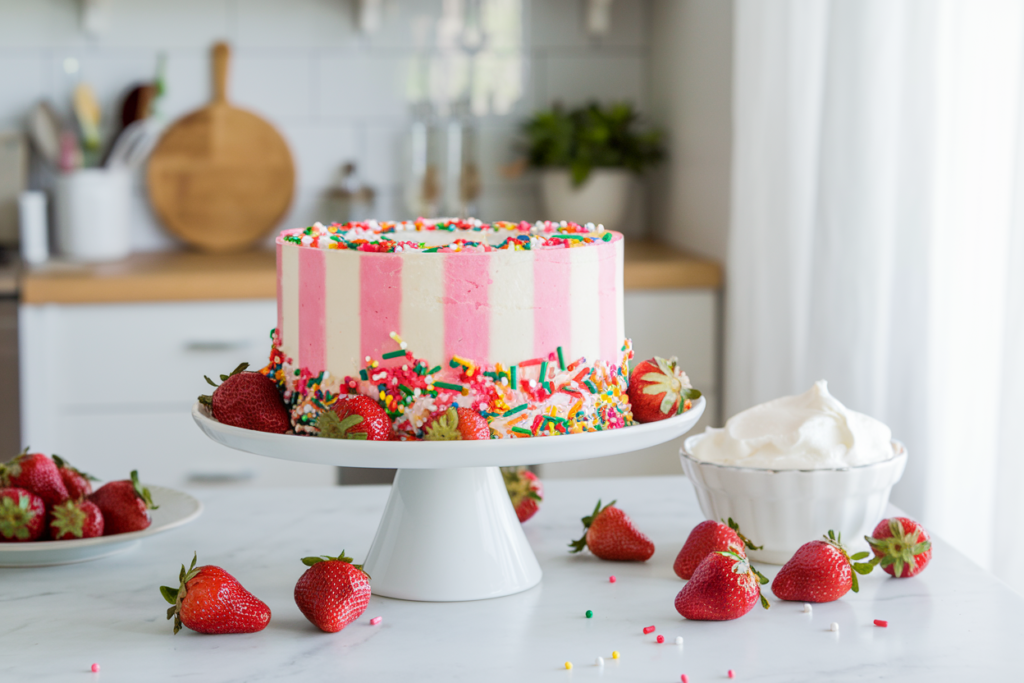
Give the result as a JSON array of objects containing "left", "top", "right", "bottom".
[{"left": 679, "top": 436, "right": 907, "bottom": 564}]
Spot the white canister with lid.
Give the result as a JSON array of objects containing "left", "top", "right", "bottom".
[{"left": 55, "top": 168, "right": 132, "bottom": 262}]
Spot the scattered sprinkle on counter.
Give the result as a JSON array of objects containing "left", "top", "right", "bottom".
[
  {"left": 370, "top": 616, "right": 382, "bottom": 626},
  {"left": 596, "top": 657, "right": 604, "bottom": 667},
  {"left": 803, "top": 603, "right": 813, "bottom": 613},
  {"left": 830, "top": 622, "right": 840, "bottom": 632},
  {"left": 91, "top": 663, "right": 100, "bottom": 673},
  {"left": 681, "top": 675, "right": 689, "bottom": 683},
  {"left": 643, "top": 625, "right": 656, "bottom": 634},
  {"left": 675, "top": 636, "right": 684, "bottom": 645},
  {"left": 564, "top": 661, "right": 572, "bottom": 670},
  {"left": 612, "top": 650, "right": 621, "bottom": 659},
  {"left": 585, "top": 610, "right": 593, "bottom": 618},
  {"left": 728, "top": 669, "right": 736, "bottom": 679},
  {"left": 609, "top": 575, "right": 617, "bottom": 583},
  {"left": 656, "top": 635, "right": 665, "bottom": 644},
  {"left": 874, "top": 619, "right": 888, "bottom": 628}
]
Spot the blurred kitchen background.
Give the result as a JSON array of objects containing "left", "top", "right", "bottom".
[{"left": 2, "top": 0, "right": 1024, "bottom": 589}]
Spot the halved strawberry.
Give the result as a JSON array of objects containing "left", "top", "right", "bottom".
[
  {"left": 422, "top": 407, "right": 490, "bottom": 441},
  {"left": 317, "top": 395, "right": 393, "bottom": 441}
]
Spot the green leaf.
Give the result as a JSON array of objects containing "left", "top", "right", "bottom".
[
  {"left": 302, "top": 556, "right": 326, "bottom": 566},
  {"left": 204, "top": 375, "right": 218, "bottom": 387},
  {"left": 851, "top": 551, "right": 870, "bottom": 560},
  {"left": 760, "top": 593, "right": 770, "bottom": 610},
  {"left": 682, "top": 388, "right": 702, "bottom": 400},
  {"left": 851, "top": 571, "right": 859, "bottom": 593},
  {"left": 853, "top": 563, "right": 874, "bottom": 574},
  {"left": 160, "top": 585, "right": 178, "bottom": 605}
]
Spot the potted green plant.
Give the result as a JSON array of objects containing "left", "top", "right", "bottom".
[{"left": 522, "top": 102, "right": 664, "bottom": 232}]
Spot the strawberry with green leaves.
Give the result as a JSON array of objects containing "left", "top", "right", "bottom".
[
  {"left": 294, "top": 550, "right": 371, "bottom": 633},
  {"left": 569, "top": 499, "right": 654, "bottom": 562},
  {"left": 88, "top": 470, "right": 157, "bottom": 535},
  {"left": 867, "top": 517, "right": 932, "bottom": 578},
  {"left": 200, "top": 362, "right": 291, "bottom": 434},
  {"left": 317, "top": 395, "right": 393, "bottom": 441},
  {"left": 627, "top": 356, "right": 701, "bottom": 423},
  {"left": 502, "top": 467, "right": 543, "bottom": 522},
  {"left": 422, "top": 407, "right": 491, "bottom": 441},
  {"left": 0, "top": 487, "right": 46, "bottom": 542},
  {"left": 771, "top": 530, "right": 875, "bottom": 603},
  {"left": 162, "top": 553, "right": 271, "bottom": 635},
  {"left": 675, "top": 550, "right": 770, "bottom": 620},
  {"left": 674, "top": 518, "right": 762, "bottom": 580},
  {"left": 49, "top": 499, "right": 104, "bottom": 540},
  {"left": 52, "top": 455, "right": 99, "bottom": 500},
  {"left": 0, "top": 450, "right": 69, "bottom": 507}
]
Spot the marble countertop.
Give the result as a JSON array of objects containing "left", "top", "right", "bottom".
[{"left": 1, "top": 475, "right": 1020, "bottom": 681}]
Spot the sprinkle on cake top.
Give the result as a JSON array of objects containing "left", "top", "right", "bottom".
[{"left": 278, "top": 217, "right": 619, "bottom": 253}]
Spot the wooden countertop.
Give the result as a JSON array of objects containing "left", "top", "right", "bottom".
[{"left": 19, "top": 240, "right": 722, "bottom": 305}]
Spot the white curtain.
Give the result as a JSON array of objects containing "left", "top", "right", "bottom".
[{"left": 728, "top": 0, "right": 1024, "bottom": 584}]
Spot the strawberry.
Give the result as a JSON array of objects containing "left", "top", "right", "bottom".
[
  {"left": 317, "top": 395, "right": 393, "bottom": 441},
  {"left": 0, "top": 450, "right": 69, "bottom": 507},
  {"left": 52, "top": 455, "right": 98, "bottom": 500},
  {"left": 866, "top": 517, "right": 932, "bottom": 578},
  {"left": 0, "top": 487, "right": 46, "bottom": 542},
  {"left": 626, "top": 356, "right": 701, "bottom": 423},
  {"left": 199, "top": 362, "right": 290, "bottom": 434},
  {"left": 502, "top": 467, "right": 543, "bottom": 522},
  {"left": 49, "top": 499, "right": 104, "bottom": 540},
  {"left": 294, "top": 550, "right": 372, "bottom": 633},
  {"left": 422, "top": 407, "right": 491, "bottom": 440},
  {"left": 88, "top": 470, "right": 158, "bottom": 535},
  {"left": 569, "top": 499, "right": 654, "bottom": 562},
  {"left": 674, "top": 550, "right": 770, "bottom": 620},
  {"left": 674, "top": 518, "right": 762, "bottom": 580},
  {"left": 771, "top": 531, "right": 874, "bottom": 603},
  {"left": 161, "top": 553, "right": 271, "bottom": 634}
]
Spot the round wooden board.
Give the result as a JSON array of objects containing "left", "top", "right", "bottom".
[{"left": 146, "top": 43, "right": 295, "bottom": 252}]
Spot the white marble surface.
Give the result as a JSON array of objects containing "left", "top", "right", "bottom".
[{"left": 1, "top": 476, "right": 1021, "bottom": 682}]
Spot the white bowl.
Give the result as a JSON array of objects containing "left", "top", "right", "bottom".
[{"left": 679, "top": 436, "right": 907, "bottom": 564}]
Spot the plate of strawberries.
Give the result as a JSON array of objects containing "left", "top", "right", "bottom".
[{"left": 0, "top": 451, "right": 202, "bottom": 567}]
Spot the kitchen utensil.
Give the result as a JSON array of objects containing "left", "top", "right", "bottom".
[
  {"left": 18, "top": 191, "right": 48, "bottom": 264},
  {"left": 55, "top": 168, "right": 132, "bottom": 262},
  {"left": 101, "top": 83, "right": 157, "bottom": 166},
  {"left": 193, "top": 396, "right": 705, "bottom": 601},
  {"left": 107, "top": 118, "right": 162, "bottom": 170},
  {"left": 0, "top": 484, "right": 202, "bottom": 567},
  {"left": 58, "top": 130, "right": 82, "bottom": 172},
  {"left": 72, "top": 83, "right": 102, "bottom": 157},
  {"left": 27, "top": 101, "right": 63, "bottom": 167},
  {"left": 146, "top": 42, "right": 295, "bottom": 252}
]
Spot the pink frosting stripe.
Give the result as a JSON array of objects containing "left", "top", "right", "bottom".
[
  {"left": 443, "top": 252, "right": 491, "bottom": 363},
  {"left": 298, "top": 247, "right": 326, "bottom": 370},
  {"left": 533, "top": 247, "right": 572, "bottom": 359},
  {"left": 597, "top": 241, "right": 619, "bottom": 362},
  {"left": 275, "top": 241, "right": 283, "bottom": 343},
  {"left": 360, "top": 254, "right": 403, "bottom": 363}
]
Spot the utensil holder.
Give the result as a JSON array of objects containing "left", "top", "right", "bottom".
[{"left": 55, "top": 168, "right": 131, "bottom": 262}]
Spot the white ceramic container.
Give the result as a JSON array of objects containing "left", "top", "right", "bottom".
[
  {"left": 539, "top": 168, "right": 631, "bottom": 233},
  {"left": 680, "top": 435, "right": 907, "bottom": 565},
  {"left": 55, "top": 168, "right": 132, "bottom": 262}
]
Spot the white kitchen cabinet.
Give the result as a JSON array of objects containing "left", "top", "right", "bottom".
[
  {"left": 19, "top": 299, "right": 337, "bottom": 488},
  {"left": 537, "top": 288, "right": 720, "bottom": 479}
]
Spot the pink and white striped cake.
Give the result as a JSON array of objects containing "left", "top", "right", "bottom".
[{"left": 263, "top": 218, "right": 635, "bottom": 439}]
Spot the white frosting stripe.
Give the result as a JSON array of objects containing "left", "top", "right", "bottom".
[
  {"left": 281, "top": 244, "right": 300, "bottom": 362},
  {"left": 325, "top": 249, "right": 361, "bottom": 377},
  {"left": 489, "top": 249, "right": 535, "bottom": 366},
  {"left": 400, "top": 252, "right": 446, "bottom": 365}
]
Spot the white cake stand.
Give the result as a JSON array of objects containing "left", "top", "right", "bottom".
[{"left": 192, "top": 397, "right": 705, "bottom": 602}]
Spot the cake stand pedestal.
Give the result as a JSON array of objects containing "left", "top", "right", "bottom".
[{"left": 193, "top": 397, "right": 705, "bottom": 602}]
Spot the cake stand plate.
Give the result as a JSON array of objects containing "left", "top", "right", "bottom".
[{"left": 193, "top": 397, "right": 705, "bottom": 601}]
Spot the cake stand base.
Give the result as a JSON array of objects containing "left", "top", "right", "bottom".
[{"left": 363, "top": 466, "right": 542, "bottom": 602}]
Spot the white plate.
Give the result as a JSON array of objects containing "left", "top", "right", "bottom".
[
  {"left": 0, "top": 485, "right": 203, "bottom": 567},
  {"left": 192, "top": 396, "right": 706, "bottom": 469}
]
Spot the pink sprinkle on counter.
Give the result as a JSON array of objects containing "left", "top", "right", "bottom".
[
  {"left": 643, "top": 625, "right": 656, "bottom": 635},
  {"left": 370, "top": 616, "right": 382, "bottom": 626},
  {"left": 91, "top": 664, "right": 100, "bottom": 673},
  {"left": 874, "top": 619, "right": 888, "bottom": 627},
  {"left": 656, "top": 635, "right": 665, "bottom": 644},
  {"left": 681, "top": 676, "right": 689, "bottom": 683},
  {"left": 728, "top": 670, "right": 736, "bottom": 678},
  {"left": 609, "top": 576, "right": 617, "bottom": 583}
]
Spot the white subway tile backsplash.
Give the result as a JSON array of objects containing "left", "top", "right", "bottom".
[
  {"left": 541, "top": 53, "right": 647, "bottom": 109},
  {"left": 286, "top": 122, "right": 359, "bottom": 189},
  {"left": 363, "top": 124, "right": 403, "bottom": 189},
  {"left": 96, "top": 0, "right": 231, "bottom": 50},
  {"left": 530, "top": 0, "right": 649, "bottom": 50},
  {"left": 317, "top": 52, "right": 412, "bottom": 121},
  {"left": 235, "top": 0, "right": 358, "bottom": 48},
  {"left": 232, "top": 51, "right": 314, "bottom": 121},
  {"left": 0, "top": 55, "right": 46, "bottom": 130}
]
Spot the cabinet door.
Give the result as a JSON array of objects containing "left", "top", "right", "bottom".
[
  {"left": 538, "top": 289, "right": 720, "bottom": 479},
  {"left": 20, "top": 300, "right": 336, "bottom": 488}
]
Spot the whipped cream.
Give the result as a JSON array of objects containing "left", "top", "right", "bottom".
[{"left": 690, "top": 381, "right": 893, "bottom": 469}]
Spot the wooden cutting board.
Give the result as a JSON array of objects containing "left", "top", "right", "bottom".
[{"left": 147, "top": 43, "right": 295, "bottom": 252}]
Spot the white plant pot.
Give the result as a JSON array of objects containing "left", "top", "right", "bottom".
[{"left": 539, "top": 168, "right": 631, "bottom": 232}]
